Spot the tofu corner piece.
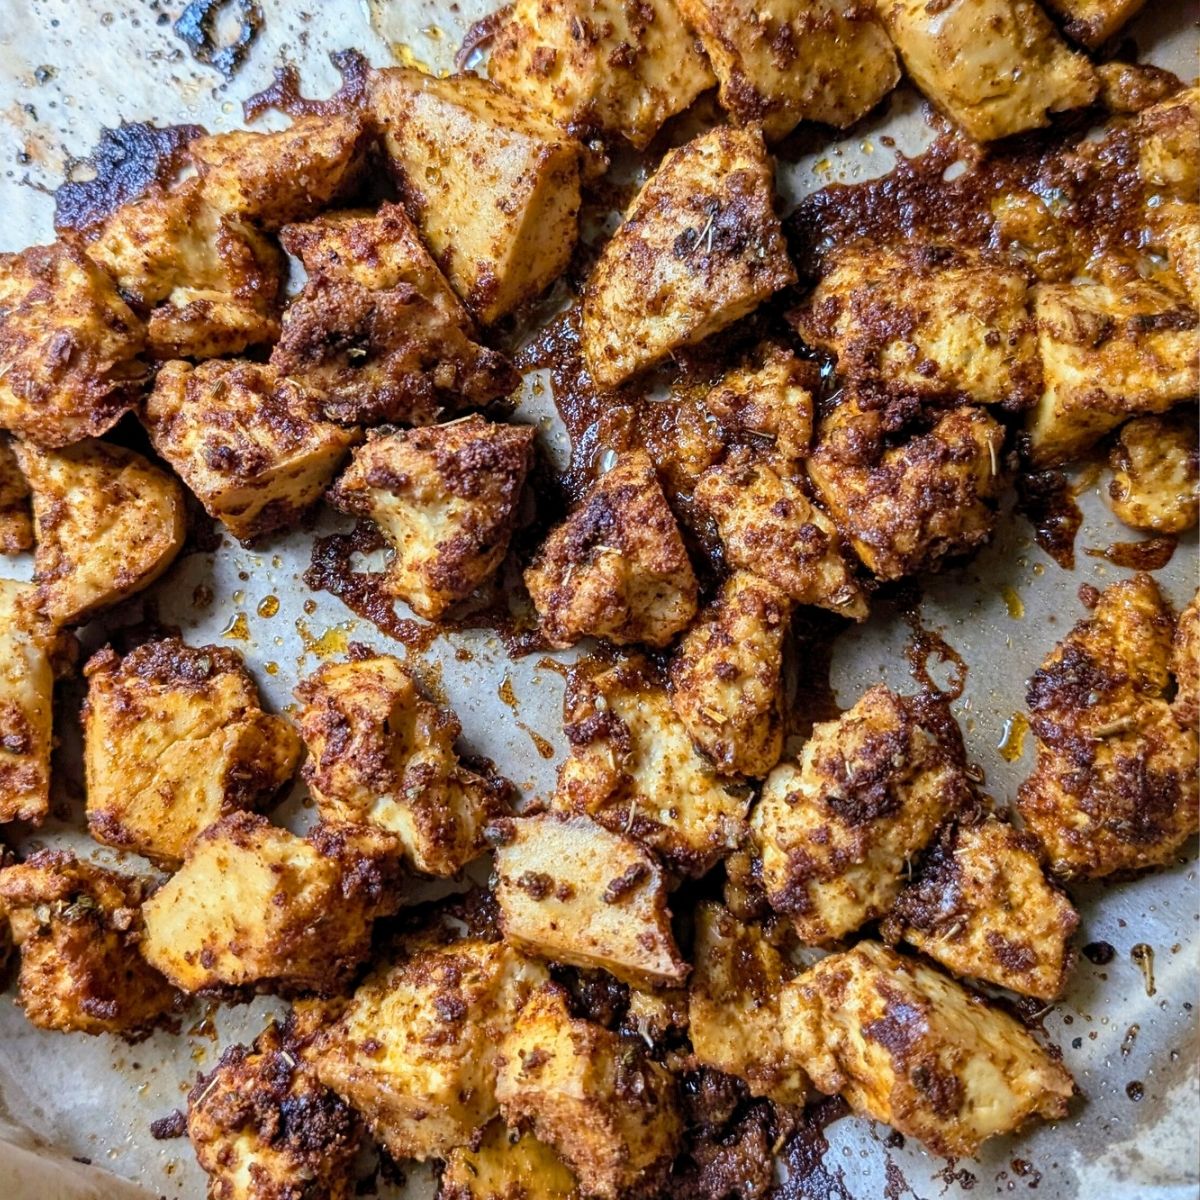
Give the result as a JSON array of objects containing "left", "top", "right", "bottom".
[
  {"left": 496, "top": 983, "right": 681, "bottom": 1200},
  {"left": 0, "top": 849, "right": 179, "bottom": 1035},
  {"left": 0, "top": 241, "right": 145, "bottom": 448},
  {"left": 488, "top": 0, "right": 714, "bottom": 149},
  {"left": 0, "top": 579, "right": 52, "bottom": 825},
  {"left": 140, "top": 813, "right": 403, "bottom": 995},
  {"left": 84, "top": 638, "right": 302, "bottom": 868},
  {"left": 782, "top": 941, "right": 1074, "bottom": 1155},
  {"left": 295, "top": 652, "right": 508, "bottom": 877},
  {"left": 677, "top": 0, "right": 898, "bottom": 140},
  {"left": 0, "top": 437, "right": 32, "bottom": 555},
  {"left": 1041, "top": 0, "right": 1149, "bottom": 49},
  {"left": 492, "top": 811, "right": 689, "bottom": 988},
  {"left": 15, "top": 439, "right": 185, "bottom": 629},
  {"left": 328, "top": 416, "right": 535, "bottom": 620},
  {"left": 440, "top": 1121, "right": 579, "bottom": 1200},
  {"left": 1171, "top": 589, "right": 1199, "bottom": 734},
  {"left": 581, "top": 125, "right": 796, "bottom": 388},
  {"left": 874, "top": 0, "right": 1098, "bottom": 143},
  {"left": 368, "top": 68, "right": 583, "bottom": 325},
  {"left": 144, "top": 359, "right": 358, "bottom": 544},
  {"left": 1106, "top": 411, "right": 1199, "bottom": 534}
]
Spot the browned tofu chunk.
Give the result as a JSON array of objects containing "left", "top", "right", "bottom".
[
  {"left": 525, "top": 450, "right": 698, "bottom": 648},
  {"left": 84, "top": 639, "right": 301, "bottom": 868},
  {"left": 1105, "top": 411, "right": 1198, "bottom": 534},
  {"left": 1018, "top": 574, "right": 1199, "bottom": 878},
  {"left": 874, "top": 0, "right": 1098, "bottom": 143},
  {"left": 581, "top": 125, "right": 795, "bottom": 387},
  {"left": 273, "top": 205, "right": 518, "bottom": 427},
  {"left": 670, "top": 572, "right": 791, "bottom": 778},
  {"left": 488, "top": 0, "right": 714, "bottom": 148},
  {"left": 1148, "top": 201, "right": 1200, "bottom": 309},
  {"left": 1042, "top": 0, "right": 1148, "bottom": 48},
  {"left": 0, "top": 849, "right": 178, "bottom": 1035},
  {"left": 1027, "top": 278, "right": 1199, "bottom": 467},
  {"left": 369, "top": 68, "right": 583, "bottom": 324},
  {"left": 294, "top": 653, "right": 507, "bottom": 877},
  {"left": 141, "top": 814, "right": 403, "bottom": 994},
  {"left": 882, "top": 814, "right": 1079, "bottom": 1001},
  {"left": 0, "top": 438, "right": 31, "bottom": 554},
  {"left": 677, "top": 0, "right": 898, "bottom": 140},
  {"left": 1136, "top": 86, "right": 1200, "bottom": 203},
  {"left": 311, "top": 938, "right": 548, "bottom": 1161},
  {"left": 328, "top": 417, "right": 534, "bottom": 620},
  {"left": 496, "top": 984, "right": 681, "bottom": 1200},
  {"left": 796, "top": 245, "right": 1039, "bottom": 410},
  {"left": 554, "top": 655, "right": 748, "bottom": 874},
  {"left": 191, "top": 111, "right": 367, "bottom": 230},
  {"left": 694, "top": 451, "right": 867, "bottom": 617},
  {"left": 688, "top": 903, "right": 809, "bottom": 1106},
  {"left": 188, "top": 1020, "right": 361, "bottom": 1200},
  {"left": 750, "top": 685, "right": 972, "bottom": 943},
  {"left": 0, "top": 579, "right": 52, "bottom": 825},
  {"left": 493, "top": 812, "right": 688, "bottom": 987},
  {"left": 144, "top": 360, "right": 358, "bottom": 544},
  {"left": 1172, "top": 590, "right": 1199, "bottom": 732},
  {"left": 441, "top": 1121, "right": 579, "bottom": 1200},
  {"left": 781, "top": 941, "right": 1074, "bottom": 1155},
  {"left": 15, "top": 440, "right": 185, "bottom": 629},
  {"left": 0, "top": 242, "right": 145, "bottom": 447},
  {"left": 807, "top": 399, "right": 1006, "bottom": 580}
]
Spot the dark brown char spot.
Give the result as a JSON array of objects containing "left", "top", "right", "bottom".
[
  {"left": 1016, "top": 467, "right": 1083, "bottom": 570},
  {"left": 174, "top": 0, "right": 264, "bottom": 80},
  {"left": 1085, "top": 536, "right": 1177, "bottom": 571},
  {"left": 243, "top": 49, "right": 370, "bottom": 122}
]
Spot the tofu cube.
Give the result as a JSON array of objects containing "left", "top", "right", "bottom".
[
  {"left": 750, "top": 685, "right": 973, "bottom": 943},
  {"left": 0, "top": 579, "right": 52, "bottom": 824},
  {"left": 368, "top": 68, "right": 583, "bottom": 324},
  {"left": 1041, "top": 0, "right": 1149, "bottom": 48},
  {"left": 496, "top": 984, "right": 681, "bottom": 1200},
  {"left": 874, "top": 0, "right": 1098, "bottom": 142},
  {"left": 84, "top": 638, "right": 302, "bottom": 868},
  {"left": 582, "top": 125, "right": 795, "bottom": 387},
  {"left": 493, "top": 812, "right": 688, "bottom": 988},
  {"left": 328, "top": 416, "right": 535, "bottom": 620},
  {"left": 15, "top": 440, "right": 185, "bottom": 629},
  {"left": 554, "top": 654, "right": 749, "bottom": 874},
  {"left": 144, "top": 360, "right": 358, "bottom": 544},
  {"left": 677, "top": 0, "right": 899, "bottom": 140},
  {"left": 140, "top": 813, "right": 403, "bottom": 994},
  {"left": 294, "top": 653, "right": 508, "bottom": 877},
  {"left": 0, "top": 241, "right": 145, "bottom": 447},
  {"left": 0, "top": 849, "right": 179, "bottom": 1035},
  {"left": 488, "top": 0, "right": 715, "bottom": 148},
  {"left": 0, "top": 437, "right": 31, "bottom": 555},
  {"left": 1106, "top": 411, "right": 1198, "bottom": 534},
  {"left": 1172, "top": 589, "right": 1199, "bottom": 733},
  {"left": 440, "top": 1121, "right": 578, "bottom": 1200}
]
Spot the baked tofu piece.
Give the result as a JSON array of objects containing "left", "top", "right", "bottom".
[
  {"left": 0, "top": 579, "right": 52, "bottom": 825},
  {"left": 1172, "top": 590, "right": 1199, "bottom": 732},
  {"left": 488, "top": 0, "right": 714, "bottom": 148},
  {"left": 0, "top": 850, "right": 178, "bottom": 1035},
  {"left": 874, "top": 0, "right": 1097, "bottom": 143},
  {"left": 0, "top": 242, "right": 145, "bottom": 447},
  {"left": 15, "top": 440, "right": 185, "bottom": 629},
  {"left": 525, "top": 450, "right": 697, "bottom": 649},
  {"left": 328, "top": 417, "right": 534, "bottom": 620},
  {"left": 369, "top": 68, "right": 583, "bottom": 324},
  {"left": 1042, "top": 0, "right": 1148, "bottom": 48},
  {"left": 781, "top": 941, "right": 1074, "bottom": 1156},
  {"left": 881, "top": 815, "right": 1079, "bottom": 1001},
  {"left": 496, "top": 984, "right": 681, "bottom": 1200},
  {"left": 750, "top": 685, "right": 972, "bottom": 943},
  {"left": 677, "top": 0, "right": 898, "bottom": 140},
  {"left": 582, "top": 125, "right": 795, "bottom": 387},
  {"left": 1027, "top": 278, "right": 1200, "bottom": 466},
  {"left": 796, "top": 245, "right": 1039, "bottom": 410},
  {"left": 693, "top": 452, "right": 867, "bottom": 618},
  {"left": 441, "top": 1122, "right": 579, "bottom": 1200},
  {"left": 1105, "top": 411, "right": 1199, "bottom": 534},
  {"left": 0, "top": 438, "right": 31, "bottom": 554},
  {"left": 554, "top": 655, "right": 748, "bottom": 874},
  {"left": 1136, "top": 86, "right": 1200, "bottom": 203},
  {"left": 294, "top": 653, "right": 507, "bottom": 877},
  {"left": 311, "top": 938, "right": 548, "bottom": 1161},
  {"left": 808, "top": 400, "right": 1006, "bottom": 580},
  {"left": 1018, "top": 574, "right": 1199, "bottom": 878},
  {"left": 84, "top": 639, "right": 302, "bottom": 868},
  {"left": 688, "top": 903, "right": 809, "bottom": 1106},
  {"left": 191, "top": 111, "right": 367, "bottom": 230},
  {"left": 669, "top": 572, "right": 791, "bottom": 778},
  {"left": 188, "top": 1021, "right": 361, "bottom": 1200},
  {"left": 141, "top": 814, "right": 402, "bottom": 994},
  {"left": 492, "top": 812, "right": 688, "bottom": 987},
  {"left": 1149, "top": 201, "right": 1200, "bottom": 310},
  {"left": 144, "top": 360, "right": 358, "bottom": 544}
]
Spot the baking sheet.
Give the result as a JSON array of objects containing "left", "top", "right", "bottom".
[{"left": 0, "top": 1, "right": 1196, "bottom": 1197}]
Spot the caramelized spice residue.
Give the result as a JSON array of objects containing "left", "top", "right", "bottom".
[
  {"left": 788, "top": 608, "right": 846, "bottom": 742},
  {"left": 903, "top": 612, "right": 968, "bottom": 700},
  {"left": 997, "top": 711, "right": 1030, "bottom": 762},
  {"left": 1016, "top": 468, "right": 1083, "bottom": 570},
  {"left": 1082, "top": 941, "right": 1116, "bottom": 965},
  {"left": 1085, "top": 536, "right": 1177, "bottom": 571},
  {"left": 243, "top": 49, "right": 370, "bottom": 122},
  {"left": 774, "top": 1096, "right": 853, "bottom": 1200},
  {"left": 174, "top": 0, "right": 264, "bottom": 80}
]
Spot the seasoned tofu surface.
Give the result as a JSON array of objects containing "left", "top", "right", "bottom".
[
  {"left": 0, "top": 437, "right": 31, "bottom": 555},
  {"left": 440, "top": 1121, "right": 579, "bottom": 1200},
  {"left": 1042, "top": 0, "right": 1149, "bottom": 48},
  {"left": 1171, "top": 590, "right": 1200, "bottom": 733},
  {"left": 1106, "top": 411, "right": 1199, "bottom": 534},
  {"left": 0, "top": 579, "right": 52, "bottom": 825}
]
